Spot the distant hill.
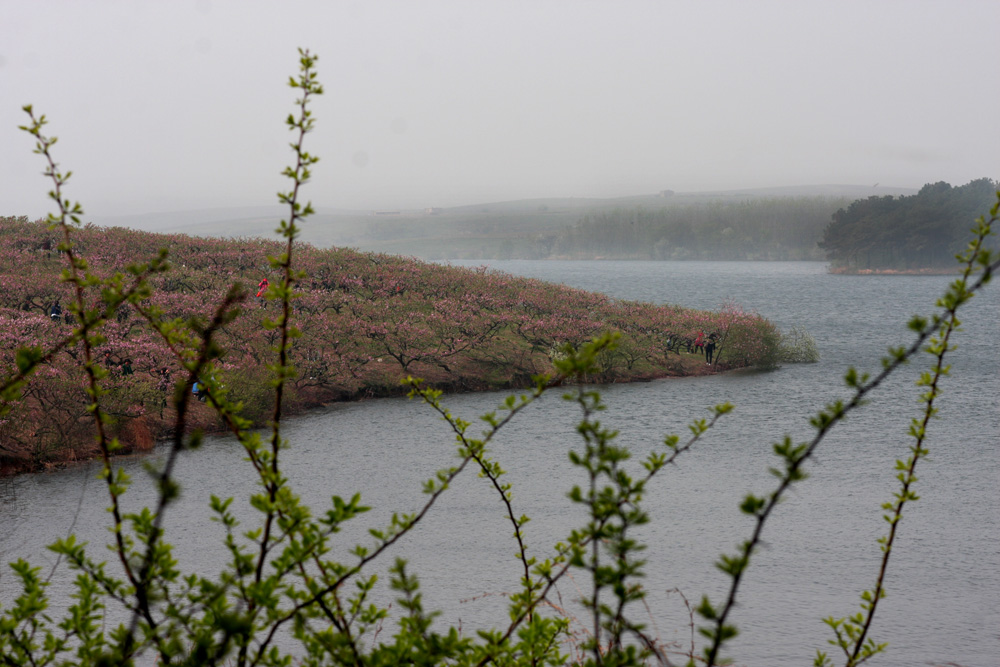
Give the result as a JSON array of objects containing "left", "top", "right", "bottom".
[
  {"left": 87, "top": 185, "right": 918, "bottom": 260},
  {"left": 685, "top": 184, "right": 916, "bottom": 198}
]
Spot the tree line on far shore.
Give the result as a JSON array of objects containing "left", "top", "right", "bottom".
[
  {"left": 818, "top": 178, "right": 999, "bottom": 271},
  {"left": 544, "top": 180, "right": 999, "bottom": 270},
  {"left": 551, "top": 197, "right": 849, "bottom": 260}
]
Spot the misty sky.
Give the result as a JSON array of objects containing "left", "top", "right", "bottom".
[{"left": 2, "top": 0, "right": 998, "bottom": 218}]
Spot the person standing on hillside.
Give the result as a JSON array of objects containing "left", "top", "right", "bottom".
[
  {"left": 103, "top": 350, "right": 119, "bottom": 377},
  {"left": 156, "top": 367, "right": 171, "bottom": 417},
  {"left": 256, "top": 277, "right": 269, "bottom": 307},
  {"left": 705, "top": 332, "right": 717, "bottom": 365}
]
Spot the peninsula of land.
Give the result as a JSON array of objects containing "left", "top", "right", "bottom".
[{"left": 0, "top": 217, "right": 779, "bottom": 474}]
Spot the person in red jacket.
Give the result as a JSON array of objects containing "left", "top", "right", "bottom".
[{"left": 256, "top": 277, "right": 269, "bottom": 298}]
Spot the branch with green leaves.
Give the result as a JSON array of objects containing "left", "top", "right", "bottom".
[
  {"left": 697, "top": 195, "right": 998, "bottom": 667},
  {"left": 815, "top": 195, "right": 998, "bottom": 667},
  {"left": 256, "top": 44, "right": 323, "bottom": 600}
]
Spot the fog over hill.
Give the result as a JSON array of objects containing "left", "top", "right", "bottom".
[{"left": 87, "top": 184, "right": 916, "bottom": 261}]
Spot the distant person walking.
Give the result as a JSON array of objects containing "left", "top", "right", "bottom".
[{"left": 705, "top": 333, "right": 717, "bottom": 365}]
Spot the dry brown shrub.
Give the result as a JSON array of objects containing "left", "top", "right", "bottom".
[{"left": 121, "top": 415, "right": 155, "bottom": 452}]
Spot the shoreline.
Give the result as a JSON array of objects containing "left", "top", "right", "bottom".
[
  {"left": 827, "top": 266, "right": 959, "bottom": 275},
  {"left": 0, "top": 353, "right": 726, "bottom": 479}
]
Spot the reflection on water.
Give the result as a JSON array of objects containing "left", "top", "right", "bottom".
[{"left": 2, "top": 261, "right": 998, "bottom": 667}]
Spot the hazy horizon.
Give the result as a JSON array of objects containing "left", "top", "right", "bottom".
[{"left": 3, "top": 1, "right": 998, "bottom": 220}]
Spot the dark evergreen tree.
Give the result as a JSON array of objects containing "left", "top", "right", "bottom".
[{"left": 819, "top": 179, "right": 998, "bottom": 270}]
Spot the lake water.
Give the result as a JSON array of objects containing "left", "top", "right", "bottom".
[{"left": 2, "top": 260, "right": 997, "bottom": 666}]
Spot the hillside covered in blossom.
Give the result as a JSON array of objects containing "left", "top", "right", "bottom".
[{"left": 0, "top": 216, "right": 779, "bottom": 472}]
